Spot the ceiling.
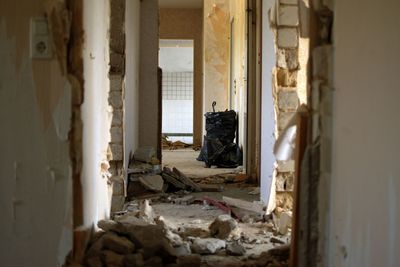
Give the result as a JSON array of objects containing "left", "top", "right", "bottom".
[{"left": 159, "top": 0, "right": 203, "bottom": 9}]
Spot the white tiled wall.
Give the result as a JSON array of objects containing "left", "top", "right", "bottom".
[{"left": 162, "top": 72, "right": 194, "bottom": 144}]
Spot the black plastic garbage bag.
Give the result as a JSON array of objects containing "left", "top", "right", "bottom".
[
  {"left": 204, "top": 110, "right": 237, "bottom": 144},
  {"left": 197, "top": 108, "right": 243, "bottom": 168}
]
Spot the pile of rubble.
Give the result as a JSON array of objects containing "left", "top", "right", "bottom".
[
  {"left": 162, "top": 135, "right": 199, "bottom": 151},
  {"left": 127, "top": 147, "right": 206, "bottom": 199},
  {"left": 68, "top": 199, "right": 290, "bottom": 267}
]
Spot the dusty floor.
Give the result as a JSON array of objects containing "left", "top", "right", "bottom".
[{"left": 162, "top": 149, "right": 243, "bottom": 178}]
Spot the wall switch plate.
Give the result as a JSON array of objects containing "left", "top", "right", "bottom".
[{"left": 30, "top": 17, "right": 52, "bottom": 59}]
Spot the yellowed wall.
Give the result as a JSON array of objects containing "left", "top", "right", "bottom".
[
  {"left": 159, "top": 8, "right": 203, "bottom": 146},
  {"left": 203, "top": 0, "right": 230, "bottom": 112}
]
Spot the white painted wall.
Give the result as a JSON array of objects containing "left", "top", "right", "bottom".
[
  {"left": 125, "top": 0, "right": 141, "bottom": 167},
  {"left": 328, "top": 0, "right": 400, "bottom": 265},
  {"left": 0, "top": 1, "right": 72, "bottom": 266},
  {"left": 159, "top": 41, "right": 194, "bottom": 72},
  {"left": 81, "top": 0, "right": 111, "bottom": 226},
  {"left": 260, "top": 0, "right": 276, "bottom": 206}
]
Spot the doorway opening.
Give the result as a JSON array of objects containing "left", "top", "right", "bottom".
[{"left": 160, "top": 39, "right": 194, "bottom": 146}]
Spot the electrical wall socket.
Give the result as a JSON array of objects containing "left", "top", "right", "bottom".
[{"left": 30, "top": 17, "right": 52, "bottom": 59}]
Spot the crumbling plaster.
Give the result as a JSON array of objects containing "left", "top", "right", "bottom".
[
  {"left": 203, "top": 0, "right": 230, "bottom": 113},
  {"left": 0, "top": 0, "right": 73, "bottom": 266}
]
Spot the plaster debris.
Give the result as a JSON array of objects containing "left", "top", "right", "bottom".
[
  {"left": 190, "top": 238, "right": 226, "bottom": 255},
  {"left": 209, "top": 214, "right": 238, "bottom": 239},
  {"left": 138, "top": 175, "right": 164, "bottom": 192},
  {"left": 226, "top": 242, "right": 246, "bottom": 256}
]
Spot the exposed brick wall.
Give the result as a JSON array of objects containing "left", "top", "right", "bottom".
[
  {"left": 108, "top": 0, "right": 126, "bottom": 212},
  {"left": 270, "top": 0, "right": 301, "bottom": 208}
]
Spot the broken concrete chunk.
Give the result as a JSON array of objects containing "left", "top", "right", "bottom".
[
  {"left": 270, "top": 236, "right": 286, "bottom": 245},
  {"left": 174, "top": 242, "right": 192, "bottom": 256},
  {"left": 124, "top": 224, "right": 177, "bottom": 262},
  {"left": 226, "top": 242, "right": 246, "bottom": 256},
  {"left": 101, "top": 250, "right": 124, "bottom": 267},
  {"left": 134, "top": 146, "right": 156, "bottom": 163},
  {"left": 102, "top": 232, "right": 135, "bottom": 254},
  {"left": 190, "top": 238, "right": 226, "bottom": 255},
  {"left": 139, "top": 199, "right": 155, "bottom": 224},
  {"left": 123, "top": 253, "right": 144, "bottom": 267},
  {"left": 173, "top": 195, "right": 195, "bottom": 205},
  {"left": 278, "top": 211, "right": 292, "bottom": 235},
  {"left": 177, "top": 254, "right": 201, "bottom": 267},
  {"left": 97, "top": 219, "right": 118, "bottom": 232},
  {"left": 165, "top": 230, "right": 184, "bottom": 247},
  {"left": 143, "top": 256, "right": 163, "bottom": 267},
  {"left": 138, "top": 175, "right": 164, "bottom": 192},
  {"left": 209, "top": 214, "right": 238, "bottom": 239},
  {"left": 86, "top": 256, "right": 102, "bottom": 267}
]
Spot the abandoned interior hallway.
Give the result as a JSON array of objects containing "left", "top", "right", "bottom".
[{"left": 1, "top": 0, "right": 400, "bottom": 267}]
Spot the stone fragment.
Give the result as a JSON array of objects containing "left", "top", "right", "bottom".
[
  {"left": 138, "top": 175, "right": 164, "bottom": 192},
  {"left": 98, "top": 219, "right": 119, "bottom": 232},
  {"left": 277, "top": 49, "right": 298, "bottom": 70},
  {"left": 110, "top": 52, "right": 125, "bottom": 74},
  {"left": 270, "top": 236, "right": 286, "bottom": 245},
  {"left": 278, "top": 90, "right": 299, "bottom": 110},
  {"left": 123, "top": 253, "right": 144, "bottom": 267},
  {"left": 226, "top": 242, "right": 246, "bottom": 256},
  {"left": 277, "top": 28, "right": 298, "bottom": 48},
  {"left": 109, "top": 91, "right": 123, "bottom": 108},
  {"left": 111, "top": 175, "right": 125, "bottom": 195},
  {"left": 278, "top": 6, "right": 299, "bottom": 26},
  {"left": 103, "top": 232, "right": 135, "bottom": 254},
  {"left": 139, "top": 199, "right": 155, "bottom": 223},
  {"left": 110, "top": 75, "right": 123, "bottom": 91},
  {"left": 109, "top": 144, "right": 123, "bottom": 161},
  {"left": 134, "top": 146, "right": 156, "bottom": 163},
  {"left": 86, "top": 256, "right": 102, "bottom": 267},
  {"left": 124, "top": 224, "right": 177, "bottom": 262},
  {"left": 276, "top": 68, "right": 297, "bottom": 87},
  {"left": 173, "top": 195, "right": 195, "bottom": 205},
  {"left": 209, "top": 214, "right": 238, "bottom": 239},
  {"left": 155, "top": 216, "right": 177, "bottom": 231},
  {"left": 166, "top": 230, "right": 183, "bottom": 247},
  {"left": 110, "top": 126, "right": 123, "bottom": 143},
  {"left": 174, "top": 242, "right": 192, "bottom": 256},
  {"left": 177, "top": 254, "right": 201, "bottom": 267},
  {"left": 277, "top": 160, "right": 295, "bottom": 172},
  {"left": 178, "top": 227, "right": 210, "bottom": 239},
  {"left": 191, "top": 238, "right": 226, "bottom": 255},
  {"left": 111, "top": 195, "right": 125, "bottom": 212},
  {"left": 101, "top": 250, "right": 124, "bottom": 266},
  {"left": 278, "top": 111, "right": 296, "bottom": 131},
  {"left": 143, "top": 256, "right": 163, "bottom": 267},
  {"left": 112, "top": 110, "right": 123, "bottom": 126},
  {"left": 278, "top": 211, "right": 292, "bottom": 235}
]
